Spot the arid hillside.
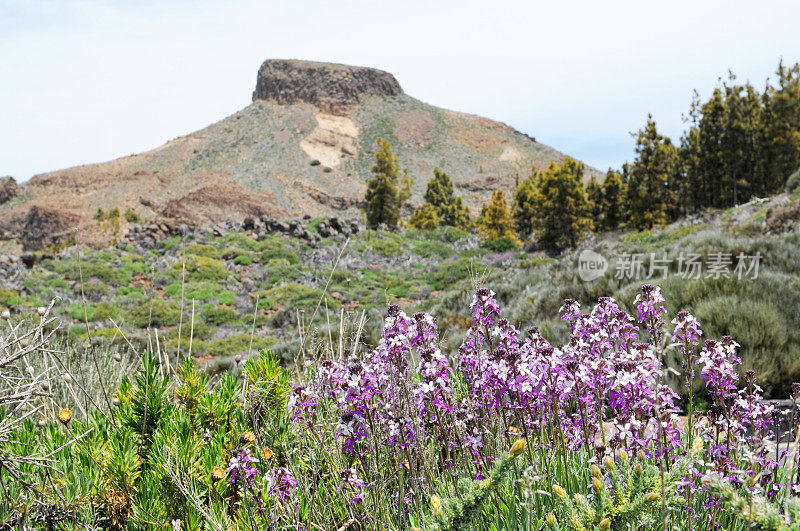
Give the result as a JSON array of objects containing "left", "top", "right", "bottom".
[{"left": 0, "top": 59, "right": 596, "bottom": 250}]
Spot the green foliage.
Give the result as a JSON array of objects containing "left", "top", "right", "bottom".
[
  {"left": 477, "top": 190, "right": 519, "bottom": 243},
  {"left": 205, "top": 333, "right": 277, "bottom": 357},
  {"left": 364, "top": 138, "right": 402, "bottom": 229},
  {"left": 482, "top": 235, "right": 521, "bottom": 252},
  {"left": 309, "top": 159, "right": 321, "bottom": 166},
  {"left": 625, "top": 116, "right": 677, "bottom": 230},
  {"left": 516, "top": 158, "right": 593, "bottom": 250},
  {"left": 787, "top": 167, "right": 800, "bottom": 194},
  {"left": 126, "top": 299, "right": 182, "bottom": 328},
  {"left": 257, "top": 283, "right": 339, "bottom": 311},
  {"left": 174, "top": 255, "right": 229, "bottom": 282},
  {"left": 0, "top": 288, "right": 19, "bottom": 307},
  {"left": 409, "top": 203, "right": 440, "bottom": 230},
  {"left": 424, "top": 168, "right": 472, "bottom": 228},
  {"left": 183, "top": 244, "right": 220, "bottom": 259},
  {"left": 124, "top": 208, "right": 141, "bottom": 223},
  {"left": 202, "top": 306, "right": 239, "bottom": 326}
]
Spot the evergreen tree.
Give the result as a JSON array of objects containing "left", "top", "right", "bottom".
[
  {"left": 512, "top": 173, "right": 538, "bottom": 238},
  {"left": 525, "top": 158, "right": 593, "bottom": 250},
  {"left": 598, "top": 169, "right": 625, "bottom": 230},
  {"left": 409, "top": 203, "right": 440, "bottom": 230},
  {"left": 625, "top": 116, "right": 677, "bottom": 230},
  {"left": 423, "top": 168, "right": 471, "bottom": 228},
  {"left": 477, "top": 190, "right": 518, "bottom": 242},
  {"left": 364, "top": 139, "right": 403, "bottom": 229},
  {"left": 585, "top": 177, "right": 603, "bottom": 227},
  {"left": 761, "top": 61, "right": 800, "bottom": 191}
]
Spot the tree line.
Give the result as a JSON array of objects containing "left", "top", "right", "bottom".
[{"left": 363, "top": 60, "right": 800, "bottom": 251}]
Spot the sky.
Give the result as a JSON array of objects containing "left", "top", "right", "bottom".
[{"left": 2, "top": 0, "right": 800, "bottom": 181}]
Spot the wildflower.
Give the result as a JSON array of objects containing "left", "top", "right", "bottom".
[
  {"left": 431, "top": 494, "right": 442, "bottom": 516},
  {"left": 618, "top": 449, "right": 629, "bottom": 462},
  {"left": 691, "top": 435, "right": 703, "bottom": 455},
  {"left": 211, "top": 467, "right": 225, "bottom": 482},
  {"left": 509, "top": 438, "right": 527, "bottom": 457},
  {"left": 61, "top": 373, "right": 72, "bottom": 384},
  {"left": 261, "top": 447, "right": 273, "bottom": 460},
  {"left": 603, "top": 456, "right": 616, "bottom": 471},
  {"left": 266, "top": 467, "right": 297, "bottom": 503},
  {"left": 240, "top": 431, "right": 255, "bottom": 444},
  {"left": 58, "top": 408, "right": 72, "bottom": 425},
  {"left": 552, "top": 484, "right": 567, "bottom": 500},
  {"left": 599, "top": 517, "right": 611, "bottom": 530},
  {"left": 591, "top": 464, "right": 602, "bottom": 478},
  {"left": 546, "top": 513, "right": 557, "bottom": 526},
  {"left": 592, "top": 476, "right": 605, "bottom": 493},
  {"left": 647, "top": 491, "right": 660, "bottom": 501}
]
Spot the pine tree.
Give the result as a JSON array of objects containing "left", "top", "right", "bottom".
[
  {"left": 525, "top": 158, "right": 593, "bottom": 250},
  {"left": 761, "top": 61, "right": 800, "bottom": 191},
  {"left": 512, "top": 173, "right": 538, "bottom": 238},
  {"left": 477, "top": 190, "right": 518, "bottom": 242},
  {"left": 423, "top": 168, "right": 471, "bottom": 228},
  {"left": 626, "top": 116, "right": 677, "bottom": 230},
  {"left": 364, "top": 139, "right": 402, "bottom": 229},
  {"left": 599, "top": 169, "right": 625, "bottom": 230},
  {"left": 586, "top": 177, "right": 603, "bottom": 227}
]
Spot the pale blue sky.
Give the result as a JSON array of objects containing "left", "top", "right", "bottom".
[{"left": 2, "top": 0, "right": 799, "bottom": 180}]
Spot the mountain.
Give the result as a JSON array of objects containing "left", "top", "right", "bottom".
[{"left": 0, "top": 59, "right": 597, "bottom": 250}]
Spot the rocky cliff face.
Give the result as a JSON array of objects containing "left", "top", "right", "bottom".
[{"left": 252, "top": 59, "right": 403, "bottom": 115}]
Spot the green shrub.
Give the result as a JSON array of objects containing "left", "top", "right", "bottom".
[
  {"left": 63, "top": 261, "right": 131, "bottom": 286},
  {"left": 786, "top": 167, "right": 800, "bottom": 194},
  {"left": 233, "top": 254, "right": 253, "bottom": 265},
  {"left": 126, "top": 299, "right": 182, "bottom": 328},
  {"left": 265, "top": 259, "right": 305, "bottom": 285},
  {"left": 322, "top": 166, "right": 333, "bottom": 173},
  {"left": 173, "top": 255, "right": 228, "bottom": 282},
  {"left": 124, "top": 208, "right": 141, "bottom": 223},
  {"left": 412, "top": 240, "right": 454, "bottom": 259},
  {"left": 204, "top": 334, "right": 277, "bottom": 357},
  {"left": 0, "top": 288, "right": 18, "bottom": 307},
  {"left": 202, "top": 306, "right": 239, "bottom": 326},
  {"left": 257, "top": 283, "right": 340, "bottom": 311},
  {"left": 182, "top": 244, "right": 220, "bottom": 259},
  {"left": 357, "top": 231, "right": 404, "bottom": 256},
  {"left": 482, "top": 235, "right": 521, "bottom": 252},
  {"left": 310, "top": 159, "right": 321, "bottom": 166},
  {"left": 260, "top": 248, "right": 299, "bottom": 264},
  {"left": 216, "top": 290, "right": 237, "bottom": 305}
]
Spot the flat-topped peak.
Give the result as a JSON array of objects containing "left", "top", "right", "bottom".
[{"left": 252, "top": 59, "right": 403, "bottom": 115}]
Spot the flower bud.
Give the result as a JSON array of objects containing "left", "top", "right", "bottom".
[
  {"left": 604, "top": 456, "right": 616, "bottom": 471},
  {"left": 637, "top": 449, "right": 646, "bottom": 460},
  {"left": 509, "top": 438, "right": 527, "bottom": 457},
  {"left": 692, "top": 436, "right": 703, "bottom": 455},
  {"left": 618, "top": 449, "right": 629, "bottom": 462},
  {"left": 592, "top": 476, "right": 604, "bottom": 493},
  {"left": 574, "top": 493, "right": 585, "bottom": 503},
  {"left": 62, "top": 373, "right": 72, "bottom": 384},
  {"left": 591, "top": 464, "right": 602, "bottom": 478},
  {"left": 599, "top": 517, "right": 611, "bottom": 530},
  {"left": 552, "top": 484, "right": 566, "bottom": 500},
  {"left": 1, "top": 309, "right": 10, "bottom": 319},
  {"left": 647, "top": 491, "right": 660, "bottom": 501},
  {"left": 113, "top": 352, "right": 122, "bottom": 362},
  {"left": 38, "top": 418, "right": 47, "bottom": 428},
  {"left": 546, "top": 513, "right": 557, "bottom": 526},
  {"left": 634, "top": 463, "right": 643, "bottom": 474},
  {"left": 37, "top": 306, "right": 46, "bottom": 316}
]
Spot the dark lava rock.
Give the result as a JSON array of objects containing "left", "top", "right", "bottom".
[{"left": 252, "top": 59, "right": 403, "bottom": 115}]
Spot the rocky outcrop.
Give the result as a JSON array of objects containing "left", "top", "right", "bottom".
[
  {"left": 2, "top": 206, "right": 80, "bottom": 251},
  {"left": 0, "top": 177, "right": 18, "bottom": 205},
  {"left": 252, "top": 59, "right": 403, "bottom": 115}
]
